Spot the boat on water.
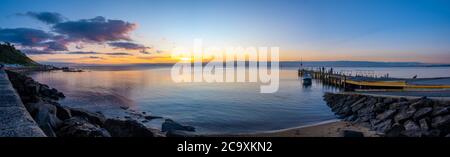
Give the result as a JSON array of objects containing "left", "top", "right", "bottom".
[{"left": 302, "top": 73, "right": 312, "bottom": 85}]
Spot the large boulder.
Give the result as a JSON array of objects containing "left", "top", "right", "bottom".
[
  {"left": 369, "top": 118, "right": 382, "bottom": 127},
  {"left": 69, "top": 108, "right": 105, "bottom": 126},
  {"left": 365, "top": 97, "right": 378, "bottom": 107},
  {"left": 404, "top": 120, "right": 420, "bottom": 131},
  {"left": 357, "top": 105, "right": 375, "bottom": 116},
  {"left": 162, "top": 119, "right": 196, "bottom": 132},
  {"left": 335, "top": 95, "right": 348, "bottom": 107},
  {"left": 383, "top": 98, "right": 396, "bottom": 105},
  {"left": 351, "top": 102, "right": 366, "bottom": 112},
  {"left": 26, "top": 81, "right": 40, "bottom": 96},
  {"left": 432, "top": 106, "right": 450, "bottom": 117},
  {"left": 343, "top": 95, "right": 360, "bottom": 106},
  {"left": 350, "top": 97, "right": 367, "bottom": 108},
  {"left": 27, "top": 101, "right": 62, "bottom": 137},
  {"left": 389, "top": 101, "right": 409, "bottom": 110},
  {"left": 373, "top": 119, "right": 393, "bottom": 133},
  {"left": 412, "top": 97, "right": 433, "bottom": 107},
  {"left": 103, "top": 118, "right": 162, "bottom": 137},
  {"left": 419, "top": 118, "right": 430, "bottom": 131},
  {"left": 354, "top": 113, "right": 373, "bottom": 123},
  {"left": 374, "top": 102, "right": 389, "bottom": 113},
  {"left": 336, "top": 105, "right": 353, "bottom": 117},
  {"left": 344, "top": 115, "right": 357, "bottom": 121},
  {"left": 431, "top": 115, "right": 450, "bottom": 128},
  {"left": 376, "top": 109, "right": 397, "bottom": 121},
  {"left": 394, "top": 107, "right": 416, "bottom": 123},
  {"left": 55, "top": 104, "right": 72, "bottom": 120},
  {"left": 385, "top": 123, "right": 405, "bottom": 137},
  {"left": 413, "top": 107, "right": 432, "bottom": 120},
  {"left": 57, "top": 117, "right": 111, "bottom": 137},
  {"left": 46, "top": 101, "right": 72, "bottom": 120}
]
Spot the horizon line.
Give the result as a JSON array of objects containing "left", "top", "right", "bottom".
[{"left": 38, "top": 60, "right": 450, "bottom": 66}]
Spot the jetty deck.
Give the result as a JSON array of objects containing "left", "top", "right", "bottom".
[
  {"left": 0, "top": 69, "right": 45, "bottom": 137},
  {"left": 299, "top": 68, "right": 450, "bottom": 91}
]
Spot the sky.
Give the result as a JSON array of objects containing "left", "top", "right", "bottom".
[{"left": 1, "top": 0, "right": 450, "bottom": 64}]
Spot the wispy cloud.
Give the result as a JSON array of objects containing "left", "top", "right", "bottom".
[
  {"left": 66, "top": 51, "right": 100, "bottom": 54},
  {"left": 65, "top": 51, "right": 132, "bottom": 56},
  {"left": 137, "top": 56, "right": 171, "bottom": 60},
  {"left": 53, "top": 16, "right": 137, "bottom": 43},
  {"left": 108, "top": 42, "right": 150, "bottom": 50},
  {"left": 139, "top": 49, "right": 151, "bottom": 54},
  {"left": 81, "top": 56, "right": 104, "bottom": 59},
  {"left": 104, "top": 52, "right": 132, "bottom": 56},
  {"left": 18, "top": 11, "right": 65, "bottom": 24},
  {"left": 21, "top": 49, "right": 55, "bottom": 55},
  {"left": 108, "top": 41, "right": 151, "bottom": 54},
  {"left": 43, "top": 41, "right": 68, "bottom": 51}
]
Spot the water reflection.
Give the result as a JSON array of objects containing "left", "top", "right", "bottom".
[{"left": 30, "top": 67, "right": 341, "bottom": 134}]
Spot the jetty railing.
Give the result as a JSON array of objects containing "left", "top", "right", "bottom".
[
  {"left": 299, "top": 67, "right": 450, "bottom": 91},
  {"left": 298, "top": 67, "right": 401, "bottom": 91}
]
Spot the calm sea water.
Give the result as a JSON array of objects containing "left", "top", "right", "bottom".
[{"left": 29, "top": 66, "right": 450, "bottom": 134}]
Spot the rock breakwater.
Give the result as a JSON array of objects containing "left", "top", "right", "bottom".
[
  {"left": 6, "top": 70, "right": 164, "bottom": 137},
  {"left": 324, "top": 93, "right": 450, "bottom": 137}
]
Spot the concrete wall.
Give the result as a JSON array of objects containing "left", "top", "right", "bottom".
[{"left": 0, "top": 69, "right": 46, "bottom": 137}]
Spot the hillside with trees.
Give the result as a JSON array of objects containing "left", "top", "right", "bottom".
[{"left": 0, "top": 42, "right": 39, "bottom": 66}]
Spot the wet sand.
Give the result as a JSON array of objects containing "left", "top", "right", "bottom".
[{"left": 225, "top": 120, "right": 379, "bottom": 137}]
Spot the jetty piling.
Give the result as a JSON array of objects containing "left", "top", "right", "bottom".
[{"left": 299, "top": 68, "right": 349, "bottom": 89}]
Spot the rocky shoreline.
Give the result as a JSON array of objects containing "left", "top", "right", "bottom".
[
  {"left": 324, "top": 92, "right": 450, "bottom": 137},
  {"left": 5, "top": 70, "right": 197, "bottom": 137}
]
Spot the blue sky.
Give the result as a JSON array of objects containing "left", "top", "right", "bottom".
[{"left": 1, "top": 0, "right": 450, "bottom": 63}]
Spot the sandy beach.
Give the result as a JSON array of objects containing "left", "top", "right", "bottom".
[{"left": 228, "top": 120, "right": 380, "bottom": 137}]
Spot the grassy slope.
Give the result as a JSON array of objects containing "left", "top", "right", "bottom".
[{"left": 0, "top": 43, "right": 39, "bottom": 66}]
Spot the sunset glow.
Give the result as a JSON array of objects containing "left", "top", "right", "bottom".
[{"left": 1, "top": 0, "right": 450, "bottom": 64}]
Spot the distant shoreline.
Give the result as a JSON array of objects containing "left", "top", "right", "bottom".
[{"left": 38, "top": 61, "right": 450, "bottom": 68}]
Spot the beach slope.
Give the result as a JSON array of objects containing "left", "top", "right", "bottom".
[{"left": 234, "top": 121, "right": 379, "bottom": 137}]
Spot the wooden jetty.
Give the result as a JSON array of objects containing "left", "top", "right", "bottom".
[{"left": 298, "top": 68, "right": 450, "bottom": 91}]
